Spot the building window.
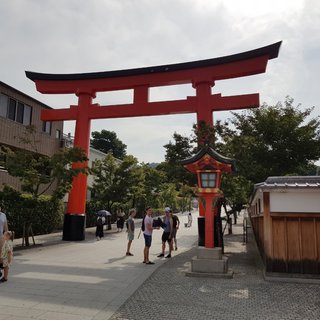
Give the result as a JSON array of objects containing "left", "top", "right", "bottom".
[
  {"left": 0, "top": 94, "right": 8, "bottom": 117},
  {"left": 0, "top": 94, "right": 32, "bottom": 125},
  {"left": 23, "top": 105, "right": 32, "bottom": 125},
  {"left": 55, "top": 129, "right": 61, "bottom": 139},
  {"left": 16, "top": 102, "right": 24, "bottom": 123},
  {"left": 8, "top": 98, "right": 16, "bottom": 120},
  {"left": 43, "top": 121, "right": 52, "bottom": 134}
]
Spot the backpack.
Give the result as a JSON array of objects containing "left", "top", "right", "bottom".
[{"left": 97, "top": 216, "right": 105, "bottom": 226}]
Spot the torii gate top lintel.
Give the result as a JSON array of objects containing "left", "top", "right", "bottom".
[{"left": 25, "top": 41, "right": 281, "bottom": 94}]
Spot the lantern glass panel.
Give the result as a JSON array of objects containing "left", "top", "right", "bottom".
[{"left": 200, "top": 172, "right": 216, "bottom": 188}]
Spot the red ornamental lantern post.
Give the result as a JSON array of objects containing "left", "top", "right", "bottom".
[{"left": 181, "top": 146, "right": 236, "bottom": 248}]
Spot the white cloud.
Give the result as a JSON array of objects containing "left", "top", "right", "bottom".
[{"left": 1, "top": 0, "right": 319, "bottom": 163}]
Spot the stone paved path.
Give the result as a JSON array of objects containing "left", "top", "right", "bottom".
[{"left": 110, "top": 219, "right": 320, "bottom": 320}]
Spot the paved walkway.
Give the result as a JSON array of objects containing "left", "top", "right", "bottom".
[
  {"left": 1, "top": 212, "right": 319, "bottom": 320},
  {"left": 0, "top": 212, "right": 198, "bottom": 320},
  {"left": 110, "top": 217, "right": 320, "bottom": 320}
]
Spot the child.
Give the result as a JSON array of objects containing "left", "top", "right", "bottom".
[
  {"left": 1, "top": 230, "right": 14, "bottom": 282},
  {"left": 126, "top": 208, "right": 136, "bottom": 256}
]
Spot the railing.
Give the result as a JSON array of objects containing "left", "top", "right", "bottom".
[{"left": 243, "top": 217, "right": 249, "bottom": 244}]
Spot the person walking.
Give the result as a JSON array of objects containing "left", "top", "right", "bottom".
[
  {"left": 157, "top": 207, "right": 173, "bottom": 258},
  {"left": 95, "top": 213, "right": 106, "bottom": 241},
  {"left": 143, "top": 207, "right": 155, "bottom": 265},
  {"left": 0, "top": 208, "right": 8, "bottom": 277},
  {"left": 187, "top": 211, "right": 193, "bottom": 227},
  {"left": 0, "top": 230, "right": 14, "bottom": 282},
  {"left": 171, "top": 211, "right": 180, "bottom": 251},
  {"left": 126, "top": 208, "right": 136, "bottom": 256},
  {"left": 117, "top": 208, "right": 125, "bottom": 232}
]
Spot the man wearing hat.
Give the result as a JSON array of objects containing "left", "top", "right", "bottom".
[{"left": 157, "top": 207, "right": 173, "bottom": 258}]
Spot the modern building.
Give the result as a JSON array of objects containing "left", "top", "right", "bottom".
[
  {"left": 0, "top": 80, "right": 63, "bottom": 192},
  {"left": 249, "top": 176, "right": 320, "bottom": 277}
]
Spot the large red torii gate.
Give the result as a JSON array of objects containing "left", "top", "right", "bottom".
[{"left": 26, "top": 41, "right": 281, "bottom": 240}]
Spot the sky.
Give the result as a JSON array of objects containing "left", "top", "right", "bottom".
[{"left": 1, "top": 0, "right": 320, "bottom": 163}]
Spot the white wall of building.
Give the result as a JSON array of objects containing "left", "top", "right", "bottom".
[{"left": 270, "top": 189, "right": 320, "bottom": 213}]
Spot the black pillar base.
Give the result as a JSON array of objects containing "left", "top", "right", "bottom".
[
  {"left": 63, "top": 214, "right": 86, "bottom": 241},
  {"left": 198, "top": 216, "right": 205, "bottom": 246}
]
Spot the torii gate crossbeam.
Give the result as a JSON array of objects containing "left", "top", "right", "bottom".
[{"left": 26, "top": 41, "right": 281, "bottom": 241}]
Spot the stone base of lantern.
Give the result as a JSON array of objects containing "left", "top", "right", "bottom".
[{"left": 186, "top": 247, "right": 233, "bottom": 278}]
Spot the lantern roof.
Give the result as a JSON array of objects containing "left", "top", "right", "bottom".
[{"left": 181, "top": 145, "right": 236, "bottom": 174}]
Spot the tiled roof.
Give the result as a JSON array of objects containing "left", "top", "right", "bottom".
[{"left": 256, "top": 176, "right": 320, "bottom": 189}]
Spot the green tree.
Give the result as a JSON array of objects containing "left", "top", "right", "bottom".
[
  {"left": 177, "top": 183, "right": 195, "bottom": 212},
  {"left": 91, "top": 129, "right": 127, "bottom": 159},
  {"left": 2, "top": 125, "right": 88, "bottom": 199},
  {"left": 162, "top": 132, "right": 195, "bottom": 185},
  {"left": 90, "top": 154, "right": 142, "bottom": 212},
  {"left": 4, "top": 146, "right": 88, "bottom": 200},
  {"left": 136, "top": 163, "right": 166, "bottom": 212},
  {"left": 1, "top": 125, "right": 89, "bottom": 244},
  {"left": 158, "top": 183, "right": 178, "bottom": 210},
  {"left": 218, "top": 97, "right": 320, "bottom": 184},
  {"left": 220, "top": 174, "right": 251, "bottom": 224},
  {"left": 191, "top": 120, "right": 217, "bottom": 150}
]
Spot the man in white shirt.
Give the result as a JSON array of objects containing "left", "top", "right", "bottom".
[{"left": 143, "top": 207, "right": 155, "bottom": 265}]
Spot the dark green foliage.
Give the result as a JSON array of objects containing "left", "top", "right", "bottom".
[
  {"left": 4, "top": 146, "right": 88, "bottom": 200},
  {"left": 218, "top": 98, "right": 320, "bottom": 184},
  {"left": 91, "top": 129, "right": 127, "bottom": 159},
  {"left": 163, "top": 132, "right": 195, "bottom": 185},
  {"left": 90, "top": 154, "right": 143, "bottom": 212},
  {"left": 162, "top": 97, "right": 320, "bottom": 213},
  {"left": 85, "top": 201, "right": 100, "bottom": 228},
  {"left": 0, "top": 186, "right": 63, "bottom": 240}
]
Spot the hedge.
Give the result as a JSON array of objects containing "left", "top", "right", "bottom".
[{"left": 0, "top": 187, "right": 64, "bottom": 239}]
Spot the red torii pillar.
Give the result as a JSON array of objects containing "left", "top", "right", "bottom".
[{"left": 26, "top": 41, "right": 281, "bottom": 240}]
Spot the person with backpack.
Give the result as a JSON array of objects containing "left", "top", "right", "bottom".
[
  {"left": 95, "top": 212, "right": 106, "bottom": 241},
  {"left": 126, "top": 208, "right": 136, "bottom": 256}
]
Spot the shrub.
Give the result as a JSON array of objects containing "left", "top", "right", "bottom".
[{"left": 0, "top": 186, "right": 64, "bottom": 240}]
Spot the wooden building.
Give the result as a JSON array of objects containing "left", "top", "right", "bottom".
[{"left": 249, "top": 176, "right": 320, "bottom": 276}]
